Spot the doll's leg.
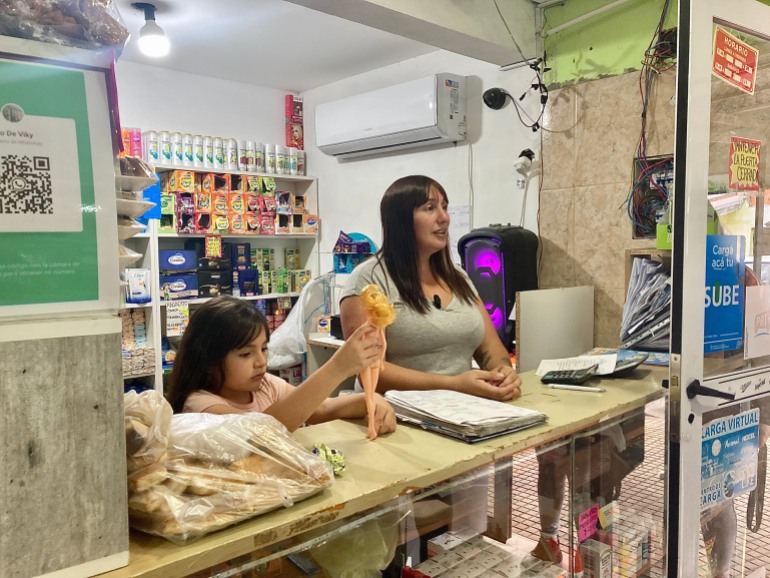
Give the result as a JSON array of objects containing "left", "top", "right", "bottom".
[{"left": 359, "top": 366, "right": 378, "bottom": 440}]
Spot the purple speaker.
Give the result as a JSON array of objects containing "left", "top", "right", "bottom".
[{"left": 459, "top": 226, "right": 538, "bottom": 350}]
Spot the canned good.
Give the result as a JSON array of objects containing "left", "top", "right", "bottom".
[
  {"left": 143, "top": 130, "right": 159, "bottom": 164},
  {"left": 170, "top": 132, "right": 183, "bottom": 166},
  {"left": 159, "top": 130, "right": 172, "bottom": 164},
  {"left": 213, "top": 137, "right": 224, "bottom": 170},
  {"left": 225, "top": 138, "right": 238, "bottom": 170},
  {"left": 203, "top": 136, "right": 214, "bottom": 168},
  {"left": 255, "top": 142, "right": 265, "bottom": 173},
  {"left": 193, "top": 135, "right": 204, "bottom": 168},
  {"left": 182, "top": 133, "right": 193, "bottom": 167}
]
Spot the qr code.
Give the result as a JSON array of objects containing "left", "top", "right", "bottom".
[{"left": 0, "top": 155, "right": 52, "bottom": 215}]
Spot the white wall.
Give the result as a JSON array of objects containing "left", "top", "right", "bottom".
[
  {"left": 301, "top": 50, "right": 542, "bottom": 272},
  {"left": 114, "top": 61, "right": 288, "bottom": 146}
]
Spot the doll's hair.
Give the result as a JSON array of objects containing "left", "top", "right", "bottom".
[
  {"left": 378, "top": 175, "right": 476, "bottom": 314},
  {"left": 360, "top": 284, "right": 396, "bottom": 329},
  {"left": 168, "top": 296, "right": 270, "bottom": 413}
]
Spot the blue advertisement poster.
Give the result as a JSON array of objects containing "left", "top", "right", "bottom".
[
  {"left": 701, "top": 409, "right": 759, "bottom": 512},
  {"left": 704, "top": 235, "right": 745, "bottom": 353}
]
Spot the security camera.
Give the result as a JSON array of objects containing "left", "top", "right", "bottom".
[{"left": 514, "top": 149, "right": 536, "bottom": 175}]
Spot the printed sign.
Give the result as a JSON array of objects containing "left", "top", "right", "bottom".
[
  {"left": 165, "top": 300, "right": 190, "bottom": 337},
  {"left": 704, "top": 235, "right": 745, "bottom": 354},
  {"left": 578, "top": 504, "right": 600, "bottom": 542},
  {"left": 729, "top": 137, "right": 761, "bottom": 191},
  {"left": 701, "top": 409, "right": 759, "bottom": 512},
  {"left": 712, "top": 27, "right": 759, "bottom": 95},
  {"left": 745, "top": 285, "right": 770, "bottom": 359},
  {"left": 205, "top": 235, "right": 222, "bottom": 258}
]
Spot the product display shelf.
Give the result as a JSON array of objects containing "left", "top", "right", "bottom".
[
  {"left": 145, "top": 170, "right": 320, "bottom": 396},
  {"left": 160, "top": 291, "right": 301, "bottom": 307},
  {"left": 153, "top": 163, "right": 314, "bottom": 182},
  {"left": 157, "top": 232, "right": 317, "bottom": 239}
]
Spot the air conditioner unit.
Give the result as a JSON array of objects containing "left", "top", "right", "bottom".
[{"left": 315, "top": 73, "right": 467, "bottom": 159}]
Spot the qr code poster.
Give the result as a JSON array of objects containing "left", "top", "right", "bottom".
[{"left": 0, "top": 112, "right": 82, "bottom": 232}]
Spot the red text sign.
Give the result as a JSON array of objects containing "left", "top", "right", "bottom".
[{"left": 713, "top": 27, "right": 758, "bottom": 95}]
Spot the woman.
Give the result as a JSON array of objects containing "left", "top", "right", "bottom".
[{"left": 339, "top": 175, "right": 521, "bottom": 400}]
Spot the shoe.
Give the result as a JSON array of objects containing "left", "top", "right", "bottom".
[{"left": 529, "top": 536, "right": 563, "bottom": 564}]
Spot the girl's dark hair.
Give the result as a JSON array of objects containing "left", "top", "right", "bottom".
[
  {"left": 378, "top": 175, "right": 476, "bottom": 314},
  {"left": 167, "top": 296, "right": 270, "bottom": 413}
]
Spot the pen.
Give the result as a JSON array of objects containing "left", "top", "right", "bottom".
[{"left": 546, "top": 383, "right": 605, "bottom": 393}]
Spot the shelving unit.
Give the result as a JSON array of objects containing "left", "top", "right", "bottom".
[{"left": 121, "top": 166, "right": 320, "bottom": 395}]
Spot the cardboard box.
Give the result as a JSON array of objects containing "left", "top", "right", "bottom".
[
  {"left": 194, "top": 212, "right": 214, "bottom": 234},
  {"left": 229, "top": 213, "right": 246, "bottom": 235},
  {"left": 161, "top": 170, "right": 196, "bottom": 193},
  {"left": 197, "top": 256, "right": 232, "bottom": 271},
  {"left": 303, "top": 214, "right": 319, "bottom": 234},
  {"left": 231, "top": 242, "right": 251, "bottom": 270},
  {"left": 159, "top": 250, "right": 197, "bottom": 272},
  {"left": 160, "top": 193, "right": 176, "bottom": 215},
  {"left": 158, "top": 212, "right": 176, "bottom": 234},
  {"left": 212, "top": 212, "right": 229, "bottom": 234},
  {"left": 197, "top": 270, "right": 233, "bottom": 297},
  {"left": 228, "top": 193, "right": 246, "bottom": 214},
  {"left": 195, "top": 192, "right": 211, "bottom": 213},
  {"left": 284, "top": 94, "right": 303, "bottom": 123},
  {"left": 580, "top": 539, "right": 612, "bottom": 578},
  {"left": 159, "top": 274, "right": 198, "bottom": 300}
]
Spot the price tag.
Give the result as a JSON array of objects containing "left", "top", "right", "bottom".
[{"left": 166, "top": 300, "right": 190, "bottom": 337}]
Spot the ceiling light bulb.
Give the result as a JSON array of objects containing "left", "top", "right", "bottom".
[{"left": 138, "top": 20, "right": 169, "bottom": 57}]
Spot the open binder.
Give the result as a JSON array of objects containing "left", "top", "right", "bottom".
[{"left": 384, "top": 390, "right": 547, "bottom": 443}]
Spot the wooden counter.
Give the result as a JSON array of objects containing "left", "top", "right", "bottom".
[{"left": 97, "top": 367, "right": 666, "bottom": 578}]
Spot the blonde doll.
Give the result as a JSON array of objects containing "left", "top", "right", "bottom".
[{"left": 359, "top": 284, "right": 396, "bottom": 439}]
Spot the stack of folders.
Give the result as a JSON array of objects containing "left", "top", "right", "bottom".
[
  {"left": 384, "top": 390, "right": 547, "bottom": 443},
  {"left": 620, "top": 257, "right": 671, "bottom": 351}
]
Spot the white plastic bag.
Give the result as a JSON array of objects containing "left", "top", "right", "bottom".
[
  {"left": 124, "top": 391, "right": 334, "bottom": 544},
  {"left": 268, "top": 271, "right": 335, "bottom": 369}
]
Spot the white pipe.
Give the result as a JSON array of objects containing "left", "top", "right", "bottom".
[{"left": 545, "top": 0, "right": 636, "bottom": 36}]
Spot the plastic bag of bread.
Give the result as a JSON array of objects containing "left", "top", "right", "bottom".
[
  {"left": 124, "top": 389, "right": 172, "bottom": 474},
  {"left": 126, "top": 409, "right": 334, "bottom": 544},
  {"left": 0, "top": 0, "right": 129, "bottom": 50}
]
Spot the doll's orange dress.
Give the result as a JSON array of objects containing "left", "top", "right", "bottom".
[{"left": 359, "top": 284, "right": 396, "bottom": 439}]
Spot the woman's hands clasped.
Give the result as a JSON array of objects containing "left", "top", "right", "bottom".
[{"left": 452, "top": 366, "right": 522, "bottom": 401}]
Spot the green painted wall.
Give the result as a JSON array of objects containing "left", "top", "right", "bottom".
[{"left": 543, "top": 0, "right": 770, "bottom": 87}]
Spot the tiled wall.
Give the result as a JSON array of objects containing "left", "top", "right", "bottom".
[{"left": 539, "top": 69, "right": 677, "bottom": 347}]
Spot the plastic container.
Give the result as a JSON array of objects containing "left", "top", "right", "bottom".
[
  {"left": 213, "top": 137, "right": 224, "bottom": 170},
  {"left": 193, "top": 135, "right": 204, "bottom": 168},
  {"left": 203, "top": 136, "right": 214, "bottom": 168},
  {"left": 265, "top": 144, "right": 276, "bottom": 174}
]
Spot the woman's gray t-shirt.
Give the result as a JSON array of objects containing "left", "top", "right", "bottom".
[{"left": 341, "top": 257, "right": 485, "bottom": 376}]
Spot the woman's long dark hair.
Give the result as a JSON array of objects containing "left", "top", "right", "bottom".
[
  {"left": 378, "top": 175, "right": 476, "bottom": 314},
  {"left": 167, "top": 296, "right": 269, "bottom": 413}
]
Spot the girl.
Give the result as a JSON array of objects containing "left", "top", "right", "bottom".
[{"left": 168, "top": 296, "right": 396, "bottom": 438}]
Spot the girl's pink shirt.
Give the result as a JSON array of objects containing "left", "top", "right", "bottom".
[{"left": 182, "top": 373, "right": 295, "bottom": 413}]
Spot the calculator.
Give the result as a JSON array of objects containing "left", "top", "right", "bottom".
[{"left": 540, "top": 364, "right": 599, "bottom": 385}]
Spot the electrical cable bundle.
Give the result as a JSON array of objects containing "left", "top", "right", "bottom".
[{"left": 625, "top": 0, "right": 675, "bottom": 237}]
